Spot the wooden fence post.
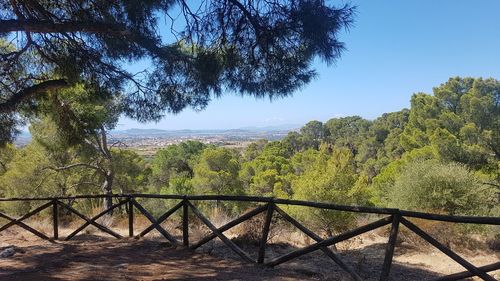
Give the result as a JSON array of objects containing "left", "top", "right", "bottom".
[
  {"left": 183, "top": 198, "right": 189, "bottom": 247},
  {"left": 52, "top": 199, "right": 58, "bottom": 240},
  {"left": 128, "top": 198, "right": 134, "bottom": 237},
  {"left": 258, "top": 201, "right": 274, "bottom": 264},
  {"left": 380, "top": 213, "right": 400, "bottom": 281}
]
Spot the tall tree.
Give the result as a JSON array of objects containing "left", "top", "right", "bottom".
[
  {"left": 31, "top": 84, "right": 124, "bottom": 210},
  {"left": 150, "top": 140, "right": 206, "bottom": 190},
  {"left": 240, "top": 141, "right": 294, "bottom": 197},
  {"left": 291, "top": 146, "right": 370, "bottom": 235},
  {"left": 192, "top": 147, "right": 243, "bottom": 196},
  {"left": 401, "top": 77, "right": 500, "bottom": 182},
  {"left": 300, "top": 120, "right": 327, "bottom": 150},
  {"left": 324, "top": 116, "right": 371, "bottom": 155},
  {"left": 0, "top": 1, "right": 355, "bottom": 143}
]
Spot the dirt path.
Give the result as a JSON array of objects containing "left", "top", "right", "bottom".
[
  {"left": 1, "top": 229, "right": 498, "bottom": 280},
  {"left": 0, "top": 234, "right": 320, "bottom": 281}
]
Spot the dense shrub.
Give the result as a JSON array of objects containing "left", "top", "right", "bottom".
[
  {"left": 290, "top": 147, "right": 371, "bottom": 236},
  {"left": 387, "top": 159, "right": 496, "bottom": 216}
]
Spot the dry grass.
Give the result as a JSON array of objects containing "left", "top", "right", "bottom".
[{"left": 23, "top": 215, "right": 53, "bottom": 235}]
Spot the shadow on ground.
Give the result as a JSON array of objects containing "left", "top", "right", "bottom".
[{"left": 0, "top": 233, "right": 459, "bottom": 281}]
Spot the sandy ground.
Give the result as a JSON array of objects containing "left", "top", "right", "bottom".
[{"left": 0, "top": 225, "right": 499, "bottom": 281}]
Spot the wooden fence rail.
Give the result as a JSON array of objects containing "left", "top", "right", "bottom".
[{"left": 0, "top": 194, "right": 499, "bottom": 281}]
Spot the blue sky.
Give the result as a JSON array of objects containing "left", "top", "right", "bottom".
[{"left": 117, "top": 0, "right": 500, "bottom": 130}]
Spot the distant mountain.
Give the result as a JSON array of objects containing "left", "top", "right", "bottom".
[
  {"left": 111, "top": 124, "right": 300, "bottom": 137},
  {"left": 111, "top": 128, "right": 181, "bottom": 136},
  {"left": 237, "top": 124, "right": 300, "bottom": 131}
]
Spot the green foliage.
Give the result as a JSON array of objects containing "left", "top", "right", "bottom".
[
  {"left": 150, "top": 141, "right": 206, "bottom": 190},
  {"left": 387, "top": 159, "right": 497, "bottom": 216},
  {"left": 35, "top": 83, "right": 121, "bottom": 147},
  {"left": 111, "top": 149, "right": 150, "bottom": 193},
  {"left": 401, "top": 77, "right": 499, "bottom": 181},
  {"left": 192, "top": 147, "right": 243, "bottom": 196},
  {"left": 325, "top": 116, "right": 371, "bottom": 155},
  {"left": 242, "top": 139, "right": 269, "bottom": 161},
  {"left": 290, "top": 146, "right": 371, "bottom": 234},
  {"left": 0, "top": 143, "right": 15, "bottom": 175},
  {"left": 371, "top": 146, "right": 437, "bottom": 204},
  {"left": 300, "top": 120, "right": 327, "bottom": 150},
  {"left": 290, "top": 148, "right": 320, "bottom": 175},
  {"left": 240, "top": 142, "right": 294, "bottom": 197},
  {"left": 0, "top": 143, "right": 73, "bottom": 214}
]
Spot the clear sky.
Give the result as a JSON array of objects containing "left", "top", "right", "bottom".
[{"left": 116, "top": 0, "right": 500, "bottom": 130}]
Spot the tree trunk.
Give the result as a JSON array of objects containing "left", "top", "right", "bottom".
[
  {"left": 98, "top": 126, "right": 114, "bottom": 214},
  {"left": 101, "top": 170, "right": 114, "bottom": 213}
]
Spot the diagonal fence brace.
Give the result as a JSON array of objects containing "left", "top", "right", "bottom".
[
  {"left": 58, "top": 200, "right": 123, "bottom": 240},
  {"left": 274, "top": 205, "right": 363, "bottom": 281},
  {"left": 0, "top": 211, "right": 52, "bottom": 241},
  {"left": 190, "top": 203, "right": 269, "bottom": 250},
  {"left": 131, "top": 199, "right": 179, "bottom": 245},
  {"left": 136, "top": 200, "right": 184, "bottom": 238},
  {"left": 430, "top": 261, "right": 500, "bottom": 281},
  {"left": 0, "top": 201, "right": 53, "bottom": 232},
  {"left": 266, "top": 216, "right": 393, "bottom": 267},
  {"left": 187, "top": 201, "right": 255, "bottom": 263},
  {"left": 400, "top": 218, "right": 495, "bottom": 281}
]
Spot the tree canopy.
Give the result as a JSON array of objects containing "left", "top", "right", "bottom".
[{"left": 0, "top": 0, "right": 355, "bottom": 143}]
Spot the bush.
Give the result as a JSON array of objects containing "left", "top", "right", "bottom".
[
  {"left": 290, "top": 147, "right": 371, "bottom": 235},
  {"left": 387, "top": 159, "right": 496, "bottom": 216}
]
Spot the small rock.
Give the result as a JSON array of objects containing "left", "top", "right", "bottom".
[{"left": 0, "top": 247, "right": 16, "bottom": 258}]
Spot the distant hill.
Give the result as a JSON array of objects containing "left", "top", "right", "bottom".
[
  {"left": 237, "top": 124, "right": 300, "bottom": 131},
  {"left": 110, "top": 124, "right": 300, "bottom": 137}
]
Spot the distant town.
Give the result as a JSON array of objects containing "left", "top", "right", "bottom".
[{"left": 15, "top": 125, "right": 300, "bottom": 158}]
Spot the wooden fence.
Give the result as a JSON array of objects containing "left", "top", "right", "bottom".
[{"left": 0, "top": 194, "right": 499, "bottom": 281}]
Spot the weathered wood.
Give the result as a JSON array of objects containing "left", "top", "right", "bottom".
[
  {"left": 430, "top": 262, "right": 500, "bottom": 281},
  {"left": 52, "top": 199, "right": 59, "bottom": 240},
  {"left": 128, "top": 199, "right": 134, "bottom": 237},
  {"left": 379, "top": 214, "right": 400, "bottom": 281},
  {"left": 136, "top": 200, "right": 183, "bottom": 238},
  {"left": 274, "top": 199, "right": 398, "bottom": 215},
  {"left": 400, "top": 218, "right": 495, "bottom": 281},
  {"left": 0, "top": 212, "right": 52, "bottom": 241},
  {"left": 190, "top": 204, "right": 269, "bottom": 250},
  {"left": 127, "top": 193, "right": 186, "bottom": 200},
  {"left": 1, "top": 194, "right": 499, "bottom": 226},
  {"left": 274, "top": 206, "right": 363, "bottom": 281},
  {"left": 131, "top": 199, "right": 179, "bottom": 245},
  {"left": 182, "top": 199, "right": 189, "bottom": 247},
  {"left": 0, "top": 194, "right": 129, "bottom": 202},
  {"left": 57, "top": 200, "right": 123, "bottom": 240},
  {"left": 398, "top": 210, "right": 500, "bottom": 225},
  {"left": 266, "top": 216, "right": 393, "bottom": 267},
  {"left": 188, "top": 201, "right": 255, "bottom": 263},
  {"left": 0, "top": 200, "right": 53, "bottom": 232},
  {"left": 257, "top": 202, "right": 274, "bottom": 264}
]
